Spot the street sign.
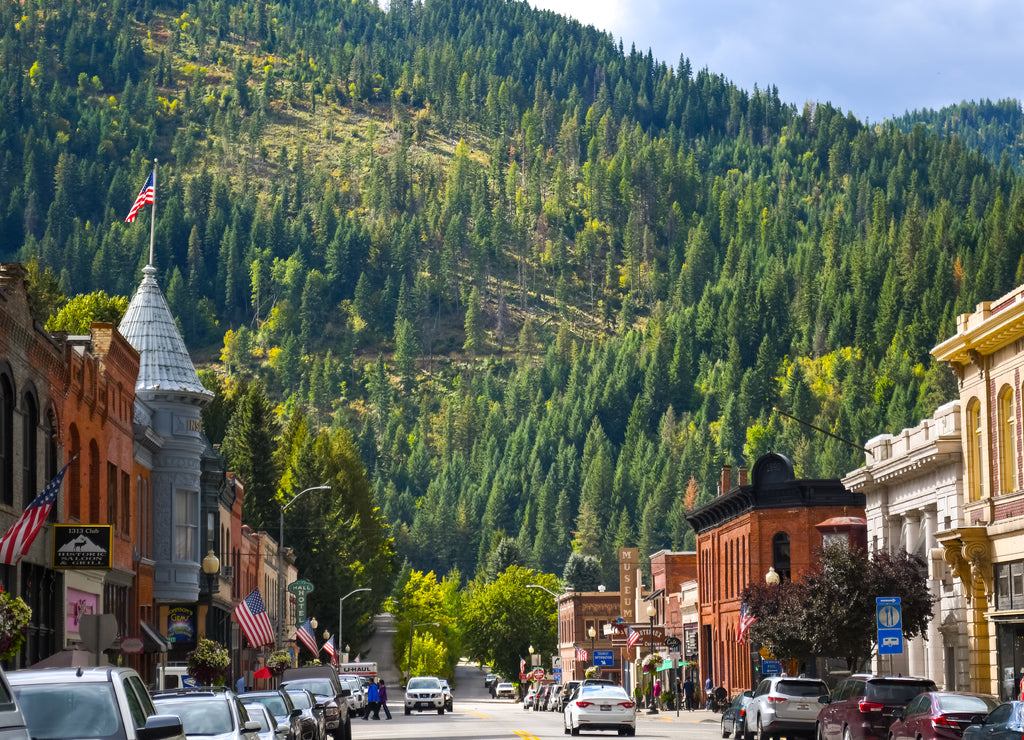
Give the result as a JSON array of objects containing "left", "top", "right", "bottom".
[
  {"left": 519, "top": 672, "right": 529, "bottom": 681},
  {"left": 876, "top": 597, "right": 903, "bottom": 655},
  {"left": 554, "top": 668, "right": 562, "bottom": 681},
  {"left": 532, "top": 668, "right": 545, "bottom": 680},
  {"left": 612, "top": 625, "right": 666, "bottom": 644},
  {"left": 761, "top": 659, "right": 782, "bottom": 675},
  {"left": 878, "top": 629, "right": 903, "bottom": 655},
  {"left": 531, "top": 653, "right": 542, "bottom": 667},
  {"left": 552, "top": 656, "right": 562, "bottom": 669},
  {"left": 594, "top": 650, "right": 614, "bottom": 667}
]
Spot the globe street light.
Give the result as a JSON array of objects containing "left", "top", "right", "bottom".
[
  {"left": 646, "top": 601, "right": 658, "bottom": 714},
  {"left": 278, "top": 484, "right": 331, "bottom": 646},
  {"left": 588, "top": 626, "right": 597, "bottom": 669},
  {"left": 202, "top": 549, "right": 220, "bottom": 640},
  {"left": 339, "top": 587, "right": 371, "bottom": 665},
  {"left": 766, "top": 566, "right": 781, "bottom": 585},
  {"left": 407, "top": 621, "right": 439, "bottom": 684}
]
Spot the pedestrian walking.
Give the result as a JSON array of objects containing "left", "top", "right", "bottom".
[
  {"left": 653, "top": 678, "right": 662, "bottom": 709},
  {"left": 682, "top": 675, "right": 695, "bottom": 711},
  {"left": 705, "top": 676, "right": 713, "bottom": 710},
  {"left": 365, "top": 680, "right": 380, "bottom": 719},
  {"left": 377, "top": 679, "right": 392, "bottom": 720}
]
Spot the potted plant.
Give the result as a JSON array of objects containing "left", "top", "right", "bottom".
[
  {"left": 186, "top": 638, "right": 230, "bottom": 686},
  {"left": 266, "top": 650, "right": 292, "bottom": 677},
  {"left": 0, "top": 589, "right": 30, "bottom": 661}
]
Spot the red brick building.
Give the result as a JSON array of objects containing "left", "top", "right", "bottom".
[{"left": 685, "top": 454, "right": 866, "bottom": 695}]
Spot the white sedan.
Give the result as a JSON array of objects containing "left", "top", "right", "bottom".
[{"left": 563, "top": 683, "right": 636, "bottom": 736}]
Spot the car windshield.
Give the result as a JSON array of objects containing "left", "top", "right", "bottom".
[
  {"left": 866, "top": 681, "right": 935, "bottom": 704},
  {"left": 284, "top": 679, "right": 334, "bottom": 697},
  {"left": 243, "top": 695, "right": 288, "bottom": 718},
  {"left": 154, "top": 698, "right": 233, "bottom": 736},
  {"left": 249, "top": 706, "right": 273, "bottom": 731},
  {"left": 778, "top": 680, "right": 828, "bottom": 697},
  {"left": 287, "top": 691, "right": 312, "bottom": 710},
  {"left": 407, "top": 678, "right": 439, "bottom": 690},
  {"left": 14, "top": 682, "right": 122, "bottom": 739},
  {"left": 934, "top": 695, "right": 999, "bottom": 713}
]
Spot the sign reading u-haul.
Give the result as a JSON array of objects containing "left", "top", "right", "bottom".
[{"left": 53, "top": 525, "right": 112, "bottom": 569}]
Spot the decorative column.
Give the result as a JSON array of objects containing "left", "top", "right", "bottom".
[
  {"left": 923, "top": 508, "right": 944, "bottom": 686},
  {"left": 937, "top": 527, "right": 993, "bottom": 694},
  {"left": 903, "top": 512, "right": 926, "bottom": 678}
]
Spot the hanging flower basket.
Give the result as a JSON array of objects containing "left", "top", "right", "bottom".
[
  {"left": 186, "top": 638, "right": 230, "bottom": 686},
  {"left": 266, "top": 650, "right": 292, "bottom": 677},
  {"left": 0, "top": 589, "right": 30, "bottom": 662},
  {"left": 642, "top": 652, "right": 662, "bottom": 673},
  {"left": 585, "top": 666, "right": 601, "bottom": 679}
]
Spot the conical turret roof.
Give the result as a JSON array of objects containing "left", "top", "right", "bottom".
[{"left": 119, "top": 265, "right": 213, "bottom": 401}]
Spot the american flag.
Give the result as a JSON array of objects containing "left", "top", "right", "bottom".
[
  {"left": 125, "top": 172, "right": 155, "bottom": 223},
  {"left": 233, "top": 589, "right": 275, "bottom": 648},
  {"left": 737, "top": 604, "right": 758, "bottom": 644},
  {"left": 575, "top": 646, "right": 588, "bottom": 662},
  {"left": 322, "top": 634, "right": 336, "bottom": 662},
  {"left": 626, "top": 627, "right": 642, "bottom": 651},
  {"left": 296, "top": 619, "right": 318, "bottom": 655},
  {"left": 0, "top": 463, "right": 68, "bottom": 566},
  {"left": 520, "top": 656, "right": 526, "bottom": 674}
]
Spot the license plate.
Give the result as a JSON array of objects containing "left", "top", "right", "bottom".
[
  {"left": 601, "top": 705, "right": 611, "bottom": 711},
  {"left": 797, "top": 704, "right": 810, "bottom": 711}
]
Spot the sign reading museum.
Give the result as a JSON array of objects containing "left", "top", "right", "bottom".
[{"left": 52, "top": 525, "right": 112, "bottom": 569}]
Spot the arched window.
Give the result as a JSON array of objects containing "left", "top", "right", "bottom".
[
  {"left": 88, "top": 440, "right": 100, "bottom": 523},
  {"left": 999, "top": 385, "right": 1018, "bottom": 495},
  {"left": 0, "top": 374, "right": 12, "bottom": 506},
  {"left": 21, "top": 391, "right": 38, "bottom": 508},
  {"left": 772, "top": 532, "right": 791, "bottom": 581},
  {"left": 68, "top": 426, "right": 81, "bottom": 520},
  {"left": 966, "top": 399, "right": 983, "bottom": 502}
]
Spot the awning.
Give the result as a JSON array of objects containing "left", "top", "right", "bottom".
[
  {"left": 141, "top": 621, "right": 171, "bottom": 652},
  {"left": 29, "top": 648, "right": 109, "bottom": 668}
]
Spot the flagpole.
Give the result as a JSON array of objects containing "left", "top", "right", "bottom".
[{"left": 149, "top": 159, "right": 157, "bottom": 267}]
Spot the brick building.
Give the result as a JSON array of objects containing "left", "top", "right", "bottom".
[{"left": 685, "top": 453, "right": 865, "bottom": 695}]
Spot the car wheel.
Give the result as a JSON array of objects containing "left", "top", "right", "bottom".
[
  {"left": 723, "top": 716, "right": 732, "bottom": 738},
  {"left": 438, "top": 707, "right": 444, "bottom": 715},
  {"left": 404, "top": 707, "right": 410, "bottom": 716},
  {"left": 571, "top": 724, "right": 580, "bottom": 737},
  {"left": 757, "top": 716, "right": 771, "bottom": 740}
]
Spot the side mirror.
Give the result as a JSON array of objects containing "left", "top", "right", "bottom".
[
  {"left": 242, "top": 720, "right": 262, "bottom": 731},
  {"left": 138, "top": 714, "right": 186, "bottom": 740},
  {"left": 290, "top": 708, "right": 303, "bottom": 719},
  {"left": 341, "top": 689, "right": 351, "bottom": 697},
  {"left": 818, "top": 695, "right": 830, "bottom": 704},
  {"left": 969, "top": 715, "right": 986, "bottom": 726}
]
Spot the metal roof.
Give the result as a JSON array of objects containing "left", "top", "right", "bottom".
[{"left": 118, "top": 265, "right": 213, "bottom": 401}]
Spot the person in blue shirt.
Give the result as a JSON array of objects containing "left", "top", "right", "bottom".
[{"left": 366, "top": 680, "right": 381, "bottom": 719}]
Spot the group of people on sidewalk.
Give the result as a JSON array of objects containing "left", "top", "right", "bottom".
[
  {"left": 362, "top": 678, "right": 392, "bottom": 720},
  {"left": 678, "top": 675, "right": 722, "bottom": 712}
]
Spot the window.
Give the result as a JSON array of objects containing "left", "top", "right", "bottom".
[
  {"left": 0, "top": 374, "right": 11, "bottom": 506},
  {"left": 120, "top": 471, "right": 130, "bottom": 535},
  {"left": 772, "top": 532, "right": 791, "bottom": 581},
  {"left": 966, "top": 399, "right": 984, "bottom": 501},
  {"left": 174, "top": 489, "right": 198, "bottom": 561},
  {"left": 21, "top": 391, "right": 38, "bottom": 508},
  {"left": 999, "top": 386, "right": 1018, "bottom": 494},
  {"left": 107, "top": 462, "right": 118, "bottom": 527},
  {"left": 88, "top": 440, "right": 100, "bottom": 522}
]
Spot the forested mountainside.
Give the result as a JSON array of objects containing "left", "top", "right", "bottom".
[
  {"left": 895, "top": 98, "right": 1024, "bottom": 173},
  {"left": 2, "top": 0, "right": 1022, "bottom": 586}
]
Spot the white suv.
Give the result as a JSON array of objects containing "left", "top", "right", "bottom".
[
  {"left": 404, "top": 676, "right": 445, "bottom": 715},
  {"left": 745, "top": 676, "right": 829, "bottom": 740}
]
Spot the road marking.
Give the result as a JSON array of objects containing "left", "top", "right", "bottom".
[
  {"left": 512, "top": 732, "right": 542, "bottom": 740},
  {"left": 463, "top": 709, "right": 491, "bottom": 719}
]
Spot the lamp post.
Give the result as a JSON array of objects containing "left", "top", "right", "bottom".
[
  {"left": 526, "top": 584, "right": 561, "bottom": 676},
  {"left": 339, "top": 587, "right": 371, "bottom": 665},
  {"left": 406, "top": 621, "right": 439, "bottom": 684},
  {"left": 202, "top": 549, "right": 220, "bottom": 640},
  {"left": 278, "top": 484, "right": 330, "bottom": 647},
  {"left": 646, "top": 602, "right": 658, "bottom": 714},
  {"left": 766, "top": 566, "right": 780, "bottom": 585},
  {"left": 588, "top": 626, "right": 596, "bottom": 669}
]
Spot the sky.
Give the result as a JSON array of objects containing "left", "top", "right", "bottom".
[{"left": 528, "top": 0, "right": 1024, "bottom": 123}]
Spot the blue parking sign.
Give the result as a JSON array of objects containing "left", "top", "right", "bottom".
[{"left": 877, "top": 629, "right": 903, "bottom": 655}]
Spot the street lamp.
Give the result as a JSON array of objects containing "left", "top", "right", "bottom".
[
  {"left": 202, "top": 549, "right": 220, "bottom": 640},
  {"left": 646, "top": 601, "right": 658, "bottom": 714},
  {"left": 588, "top": 626, "right": 596, "bottom": 669},
  {"left": 339, "top": 587, "right": 371, "bottom": 664},
  {"left": 766, "top": 566, "right": 780, "bottom": 585},
  {"left": 526, "top": 584, "right": 562, "bottom": 676},
  {"left": 278, "top": 484, "right": 331, "bottom": 646},
  {"left": 407, "top": 621, "right": 439, "bottom": 684}
]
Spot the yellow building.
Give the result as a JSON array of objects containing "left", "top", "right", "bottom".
[{"left": 932, "top": 285, "right": 1024, "bottom": 700}]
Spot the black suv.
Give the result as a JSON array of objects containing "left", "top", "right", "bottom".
[{"left": 817, "top": 675, "right": 937, "bottom": 740}]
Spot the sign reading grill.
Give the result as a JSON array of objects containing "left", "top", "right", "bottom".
[{"left": 53, "top": 525, "right": 112, "bottom": 569}]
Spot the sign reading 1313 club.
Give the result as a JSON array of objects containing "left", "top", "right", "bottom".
[{"left": 52, "top": 525, "right": 112, "bottom": 569}]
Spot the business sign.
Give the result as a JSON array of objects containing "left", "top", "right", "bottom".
[
  {"left": 619, "top": 548, "right": 639, "bottom": 623},
  {"left": 289, "top": 579, "right": 315, "bottom": 626},
  {"left": 594, "top": 650, "right": 614, "bottom": 667},
  {"left": 876, "top": 597, "right": 903, "bottom": 655},
  {"left": 611, "top": 625, "right": 666, "bottom": 645},
  {"left": 52, "top": 525, "right": 112, "bottom": 569},
  {"left": 65, "top": 587, "right": 98, "bottom": 634},
  {"left": 167, "top": 606, "right": 196, "bottom": 643},
  {"left": 761, "top": 659, "right": 783, "bottom": 675}
]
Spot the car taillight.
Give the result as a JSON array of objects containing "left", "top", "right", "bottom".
[
  {"left": 576, "top": 701, "right": 594, "bottom": 708},
  {"left": 932, "top": 716, "right": 959, "bottom": 728},
  {"left": 619, "top": 702, "right": 635, "bottom": 709},
  {"left": 858, "top": 701, "right": 885, "bottom": 713},
  {"left": 740, "top": 710, "right": 746, "bottom": 719},
  {"left": 768, "top": 697, "right": 788, "bottom": 703}
]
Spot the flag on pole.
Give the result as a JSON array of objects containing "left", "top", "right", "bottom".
[
  {"left": 125, "top": 172, "right": 155, "bottom": 223},
  {"left": 322, "top": 635, "right": 337, "bottom": 665},
  {"left": 0, "top": 463, "right": 68, "bottom": 566},
  {"left": 234, "top": 589, "right": 275, "bottom": 648},
  {"left": 296, "top": 619, "right": 318, "bottom": 655},
  {"left": 520, "top": 656, "right": 526, "bottom": 674},
  {"left": 575, "top": 646, "right": 588, "bottom": 662},
  {"left": 626, "top": 627, "right": 641, "bottom": 651},
  {"left": 737, "top": 603, "right": 758, "bottom": 644}
]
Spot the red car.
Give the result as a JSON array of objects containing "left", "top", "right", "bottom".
[{"left": 889, "top": 692, "right": 999, "bottom": 740}]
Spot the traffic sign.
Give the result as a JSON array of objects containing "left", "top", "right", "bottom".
[
  {"left": 761, "top": 659, "right": 782, "bottom": 675},
  {"left": 878, "top": 629, "right": 903, "bottom": 655},
  {"left": 532, "top": 668, "right": 545, "bottom": 680},
  {"left": 554, "top": 668, "right": 562, "bottom": 681},
  {"left": 876, "top": 598, "right": 902, "bottom": 630},
  {"left": 593, "top": 650, "right": 614, "bottom": 667}
]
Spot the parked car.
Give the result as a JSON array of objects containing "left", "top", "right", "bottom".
[
  {"left": 9, "top": 666, "right": 185, "bottom": 740},
  {"left": 438, "top": 679, "right": 453, "bottom": 712},
  {"left": 238, "top": 691, "right": 303, "bottom": 740},
  {"left": 336, "top": 677, "right": 365, "bottom": 717},
  {"left": 963, "top": 701, "right": 1024, "bottom": 740},
  {"left": 495, "top": 682, "right": 517, "bottom": 700},
  {"left": 246, "top": 702, "right": 290, "bottom": 740},
  {"left": 722, "top": 690, "right": 755, "bottom": 738},
  {"left": 547, "top": 684, "right": 564, "bottom": 711},
  {"left": 524, "top": 686, "right": 538, "bottom": 710},
  {"left": 563, "top": 682, "right": 636, "bottom": 736},
  {"left": 557, "top": 681, "right": 582, "bottom": 712},
  {"left": 817, "top": 675, "right": 937, "bottom": 740},
  {"left": 745, "top": 675, "right": 830, "bottom": 740},
  {"left": 281, "top": 688, "right": 325, "bottom": 740},
  {"left": 152, "top": 687, "right": 262, "bottom": 740},
  {"left": 0, "top": 665, "right": 30, "bottom": 740},
  {"left": 281, "top": 666, "right": 350, "bottom": 740},
  {"left": 534, "top": 684, "right": 551, "bottom": 711},
  {"left": 484, "top": 674, "right": 498, "bottom": 689},
  {"left": 404, "top": 676, "right": 445, "bottom": 715},
  {"left": 890, "top": 692, "right": 999, "bottom": 740}
]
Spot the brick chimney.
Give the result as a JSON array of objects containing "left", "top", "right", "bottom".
[
  {"left": 720, "top": 465, "right": 732, "bottom": 495},
  {"left": 738, "top": 466, "right": 748, "bottom": 486}
]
